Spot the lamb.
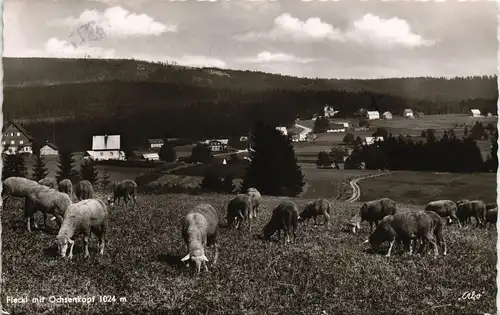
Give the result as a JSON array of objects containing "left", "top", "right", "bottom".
[
  {"left": 226, "top": 194, "right": 253, "bottom": 230},
  {"left": 107, "top": 179, "right": 138, "bottom": 207},
  {"left": 349, "top": 198, "right": 398, "bottom": 233},
  {"left": 25, "top": 187, "right": 72, "bottom": 232},
  {"left": 180, "top": 203, "right": 219, "bottom": 274},
  {"left": 456, "top": 200, "right": 486, "bottom": 227},
  {"left": 298, "top": 198, "right": 331, "bottom": 226},
  {"left": 246, "top": 187, "right": 262, "bottom": 218},
  {"left": 75, "top": 180, "right": 94, "bottom": 201},
  {"left": 485, "top": 207, "right": 497, "bottom": 229},
  {"left": 365, "top": 211, "right": 438, "bottom": 258},
  {"left": 2, "top": 177, "right": 40, "bottom": 204},
  {"left": 263, "top": 200, "right": 299, "bottom": 244},
  {"left": 39, "top": 177, "right": 57, "bottom": 189},
  {"left": 55, "top": 199, "right": 108, "bottom": 259},
  {"left": 58, "top": 179, "right": 73, "bottom": 196},
  {"left": 425, "top": 200, "right": 461, "bottom": 227}
]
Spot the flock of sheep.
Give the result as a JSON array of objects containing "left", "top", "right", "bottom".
[{"left": 2, "top": 175, "right": 497, "bottom": 275}]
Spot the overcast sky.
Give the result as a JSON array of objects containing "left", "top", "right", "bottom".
[{"left": 2, "top": 0, "right": 498, "bottom": 79}]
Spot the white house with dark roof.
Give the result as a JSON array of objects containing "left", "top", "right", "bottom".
[
  {"left": 148, "top": 138, "right": 164, "bottom": 149},
  {"left": 470, "top": 109, "right": 481, "bottom": 118}
]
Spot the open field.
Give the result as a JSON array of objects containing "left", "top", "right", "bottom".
[
  {"left": 359, "top": 171, "right": 497, "bottom": 205},
  {"left": 2, "top": 193, "right": 496, "bottom": 314}
]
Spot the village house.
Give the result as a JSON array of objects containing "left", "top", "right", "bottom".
[
  {"left": 201, "top": 139, "right": 229, "bottom": 152},
  {"left": 365, "top": 111, "right": 380, "bottom": 120},
  {"left": 2, "top": 120, "right": 33, "bottom": 155},
  {"left": 148, "top": 138, "right": 164, "bottom": 149},
  {"left": 142, "top": 152, "right": 160, "bottom": 161},
  {"left": 327, "top": 124, "right": 346, "bottom": 133},
  {"left": 382, "top": 111, "right": 393, "bottom": 120},
  {"left": 470, "top": 109, "right": 481, "bottom": 118},
  {"left": 364, "top": 136, "right": 384, "bottom": 146},
  {"left": 84, "top": 135, "right": 126, "bottom": 161},
  {"left": 403, "top": 109, "right": 414, "bottom": 118},
  {"left": 39, "top": 142, "right": 58, "bottom": 156}
]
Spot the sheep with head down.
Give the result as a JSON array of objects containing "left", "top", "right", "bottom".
[
  {"left": 75, "top": 180, "right": 94, "bottom": 201},
  {"left": 456, "top": 200, "right": 486, "bottom": 227},
  {"left": 425, "top": 200, "right": 460, "bottom": 227},
  {"left": 263, "top": 200, "right": 299, "bottom": 244},
  {"left": 226, "top": 194, "right": 253, "bottom": 230},
  {"left": 58, "top": 179, "right": 73, "bottom": 197},
  {"left": 485, "top": 207, "right": 497, "bottom": 230},
  {"left": 365, "top": 211, "right": 439, "bottom": 258},
  {"left": 39, "top": 177, "right": 57, "bottom": 189},
  {"left": 349, "top": 198, "right": 398, "bottom": 233},
  {"left": 298, "top": 198, "right": 331, "bottom": 226},
  {"left": 25, "top": 187, "right": 72, "bottom": 232},
  {"left": 180, "top": 203, "right": 219, "bottom": 274},
  {"left": 246, "top": 187, "right": 261, "bottom": 218},
  {"left": 55, "top": 199, "right": 108, "bottom": 259},
  {"left": 107, "top": 179, "right": 138, "bottom": 207}
]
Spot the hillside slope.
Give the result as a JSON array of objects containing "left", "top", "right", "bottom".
[{"left": 3, "top": 57, "right": 498, "bottom": 101}]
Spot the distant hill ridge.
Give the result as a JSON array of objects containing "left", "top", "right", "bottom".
[{"left": 3, "top": 57, "right": 498, "bottom": 101}]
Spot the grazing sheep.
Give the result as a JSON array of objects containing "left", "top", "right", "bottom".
[
  {"left": 298, "top": 198, "right": 331, "bottom": 226},
  {"left": 55, "top": 199, "right": 108, "bottom": 259},
  {"left": 75, "top": 180, "right": 94, "bottom": 201},
  {"left": 39, "top": 177, "right": 57, "bottom": 189},
  {"left": 107, "top": 180, "right": 138, "bottom": 207},
  {"left": 25, "top": 187, "right": 72, "bottom": 232},
  {"left": 485, "top": 203, "right": 497, "bottom": 211},
  {"left": 58, "top": 179, "right": 73, "bottom": 196},
  {"left": 366, "top": 211, "right": 438, "bottom": 258},
  {"left": 263, "top": 201, "right": 299, "bottom": 244},
  {"left": 2, "top": 177, "right": 40, "bottom": 204},
  {"left": 485, "top": 207, "right": 497, "bottom": 229},
  {"left": 421, "top": 210, "right": 447, "bottom": 256},
  {"left": 180, "top": 203, "right": 219, "bottom": 274},
  {"left": 226, "top": 194, "right": 253, "bottom": 230},
  {"left": 350, "top": 198, "right": 398, "bottom": 233},
  {"left": 246, "top": 187, "right": 262, "bottom": 218},
  {"left": 456, "top": 200, "right": 486, "bottom": 227},
  {"left": 425, "top": 200, "right": 461, "bottom": 227}
]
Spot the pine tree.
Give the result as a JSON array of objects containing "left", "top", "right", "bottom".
[
  {"left": 80, "top": 160, "right": 99, "bottom": 185},
  {"left": 316, "top": 151, "right": 332, "bottom": 168},
  {"left": 56, "top": 150, "right": 78, "bottom": 183},
  {"left": 190, "top": 143, "right": 213, "bottom": 164},
  {"left": 32, "top": 154, "right": 48, "bottom": 182},
  {"left": 2, "top": 151, "right": 28, "bottom": 179},
  {"left": 241, "top": 122, "right": 305, "bottom": 197},
  {"left": 159, "top": 141, "right": 177, "bottom": 162}
]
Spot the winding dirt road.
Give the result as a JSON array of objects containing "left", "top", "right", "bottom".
[{"left": 346, "top": 172, "right": 391, "bottom": 203}]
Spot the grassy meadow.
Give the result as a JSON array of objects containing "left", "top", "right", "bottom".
[{"left": 2, "top": 193, "right": 496, "bottom": 315}]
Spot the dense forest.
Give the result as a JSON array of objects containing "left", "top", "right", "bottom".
[{"left": 2, "top": 57, "right": 498, "bottom": 152}]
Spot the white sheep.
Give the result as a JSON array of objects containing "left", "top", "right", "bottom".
[
  {"left": 39, "top": 177, "right": 57, "bottom": 189},
  {"left": 226, "top": 194, "right": 253, "bottom": 230},
  {"left": 107, "top": 179, "right": 138, "bottom": 207},
  {"left": 180, "top": 203, "right": 219, "bottom": 274},
  {"left": 25, "top": 187, "right": 72, "bottom": 232},
  {"left": 75, "top": 180, "right": 94, "bottom": 201},
  {"left": 2, "top": 177, "right": 40, "bottom": 205},
  {"left": 55, "top": 199, "right": 108, "bottom": 259},
  {"left": 246, "top": 187, "right": 262, "bottom": 218},
  {"left": 58, "top": 179, "right": 73, "bottom": 196}
]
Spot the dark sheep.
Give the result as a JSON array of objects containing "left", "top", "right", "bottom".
[
  {"left": 108, "top": 179, "right": 138, "bottom": 207},
  {"left": 421, "top": 210, "right": 447, "bottom": 256},
  {"left": 366, "top": 211, "right": 438, "bottom": 258},
  {"left": 350, "top": 198, "right": 398, "bottom": 233},
  {"left": 226, "top": 194, "right": 253, "bottom": 230},
  {"left": 263, "top": 201, "right": 299, "bottom": 244},
  {"left": 425, "top": 200, "right": 461, "bottom": 227},
  {"left": 75, "top": 180, "right": 94, "bottom": 201},
  {"left": 180, "top": 203, "right": 219, "bottom": 274},
  {"left": 298, "top": 198, "right": 331, "bottom": 226},
  {"left": 456, "top": 200, "right": 486, "bottom": 227},
  {"left": 485, "top": 207, "right": 497, "bottom": 230}
]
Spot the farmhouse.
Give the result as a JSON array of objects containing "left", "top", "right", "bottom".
[
  {"left": 85, "top": 135, "right": 126, "bottom": 161},
  {"left": 364, "top": 136, "right": 384, "bottom": 146},
  {"left": 148, "top": 138, "right": 164, "bottom": 149},
  {"left": 203, "top": 139, "right": 229, "bottom": 152},
  {"left": 39, "top": 142, "right": 58, "bottom": 156},
  {"left": 470, "top": 109, "right": 481, "bottom": 118},
  {"left": 403, "top": 109, "right": 414, "bottom": 118},
  {"left": 327, "top": 124, "right": 346, "bottom": 133},
  {"left": 2, "top": 120, "right": 33, "bottom": 155},
  {"left": 365, "top": 111, "right": 380, "bottom": 120},
  {"left": 382, "top": 111, "right": 393, "bottom": 120},
  {"left": 276, "top": 127, "right": 288, "bottom": 136},
  {"left": 142, "top": 153, "right": 160, "bottom": 161}
]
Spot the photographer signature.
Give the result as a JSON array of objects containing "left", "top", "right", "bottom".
[{"left": 458, "top": 290, "right": 484, "bottom": 302}]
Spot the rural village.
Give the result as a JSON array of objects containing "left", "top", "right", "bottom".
[{"left": 0, "top": 1, "right": 498, "bottom": 315}]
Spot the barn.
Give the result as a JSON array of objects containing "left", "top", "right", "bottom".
[
  {"left": 470, "top": 109, "right": 481, "bottom": 118},
  {"left": 142, "top": 153, "right": 160, "bottom": 161},
  {"left": 365, "top": 111, "right": 380, "bottom": 120},
  {"left": 85, "top": 135, "right": 126, "bottom": 161},
  {"left": 39, "top": 142, "right": 58, "bottom": 156}
]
